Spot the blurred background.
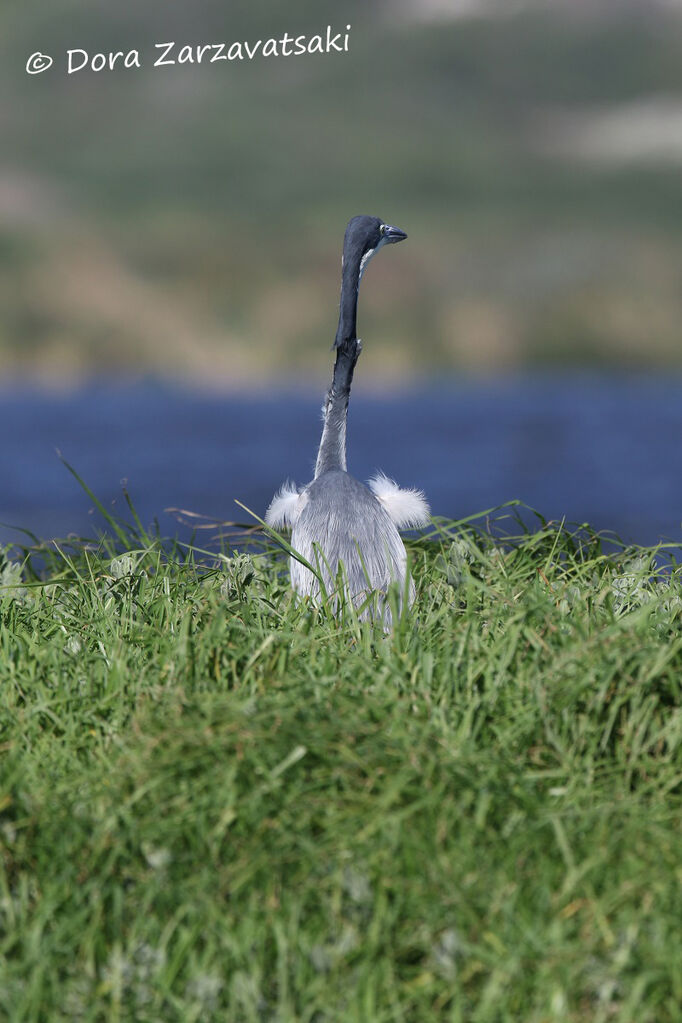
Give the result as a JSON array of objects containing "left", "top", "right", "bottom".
[{"left": 1, "top": 0, "right": 682, "bottom": 547}]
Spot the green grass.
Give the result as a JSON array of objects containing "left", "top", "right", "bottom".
[{"left": 1, "top": 503, "right": 681, "bottom": 1022}]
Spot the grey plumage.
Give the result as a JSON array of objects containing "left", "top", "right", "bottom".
[
  {"left": 290, "top": 470, "right": 414, "bottom": 620},
  {"left": 266, "top": 215, "right": 429, "bottom": 626}
]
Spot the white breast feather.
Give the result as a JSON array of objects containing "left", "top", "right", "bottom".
[
  {"left": 265, "top": 482, "right": 308, "bottom": 528},
  {"left": 367, "top": 473, "right": 431, "bottom": 529}
]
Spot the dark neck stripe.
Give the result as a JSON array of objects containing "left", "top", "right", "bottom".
[{"left": 334, "top": 251, "right": 362, "bottom": 347}]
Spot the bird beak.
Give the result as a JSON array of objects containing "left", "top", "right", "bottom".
[{"left": 383, "top": 224, "right": 407, "bottom": 244}]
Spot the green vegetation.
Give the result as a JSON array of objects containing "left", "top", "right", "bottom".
[{"left": 1, "top": 495, "right": 681, "bottom": 1021}]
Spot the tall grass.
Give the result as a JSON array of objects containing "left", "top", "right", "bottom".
[{"left": 1, "top": 498, "right": 681, "bottom": 1021}]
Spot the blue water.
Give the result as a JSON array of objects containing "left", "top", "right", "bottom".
[{"left": 2, "top": 375, "right": 681, "bottom": 550}]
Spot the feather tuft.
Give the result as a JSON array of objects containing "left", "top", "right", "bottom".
[
  {"left": 367, "top": 473, "right": 430, "bottom": 529},
  {"left": 265, "top": 482, "right": 307, "bottom": 529}
]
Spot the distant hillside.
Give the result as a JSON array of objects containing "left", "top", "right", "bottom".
[
  {"left": 391, "top": 0, "right": 682, "bottom": 21},
  {"left": 1, "top": 0, "right": 681, "bottom": 381}
]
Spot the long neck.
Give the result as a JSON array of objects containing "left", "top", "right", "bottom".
[
  {"left": 314, "top": 338, "right": 361, "bottom": 477},
  {"left": 335, "top": 249, "right": 362, "bottom": 347},
  {"left": 315, "top": 246, "right": 364, "bottom": 478}
]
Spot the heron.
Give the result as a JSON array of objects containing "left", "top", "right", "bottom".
[{"left": 265, "top": 214, "right": 430, "bottom": 625}]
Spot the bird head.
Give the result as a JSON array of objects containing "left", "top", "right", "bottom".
[
  {"left": 343, "top": 215, "right": 407, "bottom": 279},
  {"left": 335, "top": 215, "right": 407, "bottom": 347}
]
